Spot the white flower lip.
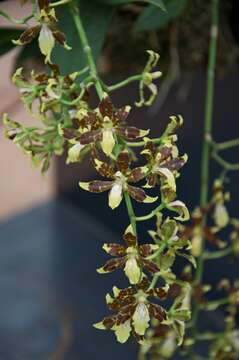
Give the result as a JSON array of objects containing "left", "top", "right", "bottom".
[{"left": 108, "top": 182, "right": 123, "bottom": 209}]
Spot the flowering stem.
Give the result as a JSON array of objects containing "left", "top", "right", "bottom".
[
  {"left": 70, "top": 3, "right": 104, "bottom": 100},
  {"left": 105, "top": 75, "right": 143, "bottom": 92},
  {"left": 192, "top": 0, "right": 219, "bottom": 337},
  {"left": 124, "top": 191, "right": 137, "bottom": 236}
]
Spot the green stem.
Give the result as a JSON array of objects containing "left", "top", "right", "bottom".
[
  {"left": 212, "top": 151, "right": 239, "bottom": 171},
  {"left": 126, "top": 137, "right": 161, "bottom": 148},
  {"left": 105, "top": 75, "right": 143, "bottom": 92},
  {"left": 217, "top": 137, "right": 239, "bottom": 151},
  {"left": 135, "top": 203, "right": 165, "bottom": 222},
  {"left": 148, "top": 271, "right": 161, "bottom": 291},
  {"left": 124, "top": 192, "right": 137, "bottom": 237},
  {"left": 0, "top": 10, "right": 33, "bottom": 24},
  {"left": 70, "top": 3, "right": 104, "bottom": 99},
  {"left": 192, "top": 0, "right": 219, "bottom": 335},
  {"left": 50, "top": 0, "right": 71, "bottom": 7},
  {"left": 147, "top": 242, "right": 166, "bottom": 260},
  {"left": 195, "top": 332, "right": 224, "bottom": 341},
  {"left": 203, "top": 246, "right": 233, "bottom": 260}
]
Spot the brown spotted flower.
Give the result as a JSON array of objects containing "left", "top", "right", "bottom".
[
  {"left": 13, "top": 0, "right": 70, "bottom": 63},
  {"left": 79, "top": 149, "right": 157, "bottom": 209},
  {"left": 142, "top": 139, "right": 187, "bottom": 194},
  {"left": 94, "top": 278, "right": 167, "bottom": 343},
  {"left": 97, "top": 224, "right": 160, "bottom": 284},
  {"left": 181, "top": 206, "right": 226, "bottom": 258},
  {"left": 78, "top": 95, "right": 149, "bottom": 156}
]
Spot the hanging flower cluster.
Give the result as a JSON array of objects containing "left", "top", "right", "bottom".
[{"left": 2, "top": 1, "right": 194, "bottom": 355}]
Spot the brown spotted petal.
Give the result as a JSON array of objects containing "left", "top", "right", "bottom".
[
  {"left": 153, "top": 287, "right": 168, "bottom": 300},
  {"left": 103, "top": 316, "right": 117, "bottom": 329},
  {"left": 204, "top": 227, "right": 226, "bottom": 248},
  {"left": 148, "top": 303, "right": 167, "bottom": 322},
  {"left": 92, "top": 157, "right": 115, "bottom": 179},
  {"left": 117, "top": 149, "right": 131, "bottom": 174},
  {"left": 145, "top": 174, "right": 157, "bottom": 188},
  {"left": 127, "top": 185, "right": 147, "bottom": 202},
  {"left": 123, "top": 226, "right": 137, "bottom": 247},
  {"left": 113, "top": 106, "right": 131, "bottom": 125},
  {"left": 127, "top": 166, "right": 148, "bottom": 183},
  {"left": 102, "top": 243, "right": 126, "bottom": 257},
  {"left": 136, "top": 277, "right": 151, "bottom": 292},
  {"left": 141, "top": 258, "right": 159, "bottom": 274},
  {"left": 52, "top": 30, "right": 69, "bottom": 47},
  {"left": 117, "top": 126, "right": 149, "bottom": 140},
  {"left": 163, "top": 155, "right": 187, "bottom": 172},
  {"left": 127, "top": 185, "right": 157, "bottom": 204},
  {"left": 14, "top": 25, "right": 41, "bottom": 45},
  {"left": 99, "top": 96, "right": 113, "bottom": 118},
  {"left": 78, "top": 129, "right": 102, "bottom": 145},
  {"left": 158, "top": 146, "right": 173, "bottom": 161},
  {"left": 84, "top": 112, "right": 99, "bottom": 128},
  {"left": 79, "top": 180, "right": 113, "bottom": 193},
  {"left": 108, "top": 288, "right": 136, "bottom": 311},
  {"left": 38, "top": 0, "right": 50, "bottom": 9},
  {"left": 139, "top": 244, "right": 159, "bottom": 257},
  {"left": 97, "top": 257, "right": 126, "bottom": 274}
]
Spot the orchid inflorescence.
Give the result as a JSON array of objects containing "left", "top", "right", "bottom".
[
  {"left": 2, "top": 0, "right": 193, "bottom": 350},
  {"left": 3, "top": 1, "right": 239, "bottom": 359}
]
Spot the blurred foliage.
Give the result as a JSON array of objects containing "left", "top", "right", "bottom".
[{"left": 0, "top": 0, "right": 238, "bottom": 76}]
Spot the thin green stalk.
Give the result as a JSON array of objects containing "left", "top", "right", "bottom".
[
  {"left": 126, "top": 137, "right": 161, "bottom": 148},
  {"left": 147, "top": 242, "right": 166, "bottom": 260},
  {"left": 217, "top": 137, "right": 239, "bottom": 151},
  {"left": 192, "top": 0, "right": 219, "bottom": 336},
  {"left": 0, "top": 10, "right": 34, "bottom": 24},
  {"left": 50, "top": 0, "right": 71, "bottom": 7},
  {"left": 105, "top": 75, "right": 143, "bottom": 92},
  {"left": 148, "top": 271, "right": 161, "bottom": 291},
  {"left": 135, "top": 203, "right": 165, "bottom": 221},
  {"left": 124, "top": 191, "right": 137, "bottom": 237},
  {"left": 212, "top": 151, "right": 239, "bottom": 171},
  {"left": 70, "top": 3, "right": 104, "bottom": 99},
  {"left": 203, "top": 246, "right": 233, "bottom": 260}
]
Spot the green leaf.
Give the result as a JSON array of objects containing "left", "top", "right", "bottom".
[
  {"left": 96, "top": 0, "right": 166, "bottom": 11},
  {"left": 135, "top": 0, "right": 188, "bottom": 31},
  {"left": 0, "top": 28, "right": 22, "bottom": 56},
  {"left": 53, "top": 1, "right": 114, "bottom": 75}
]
